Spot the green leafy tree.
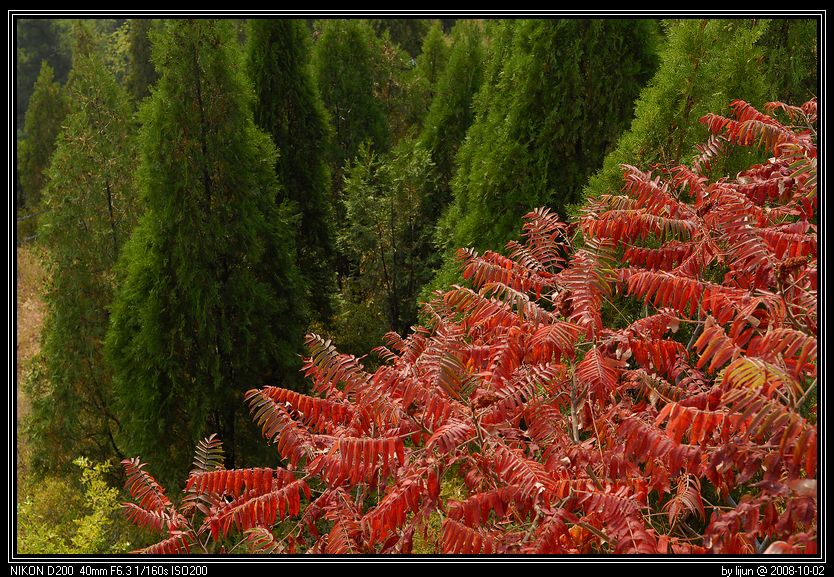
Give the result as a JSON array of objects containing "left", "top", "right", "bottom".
[
  {"left": 584, "top": 19, "right": 777, "bottom": 200},
  {"left": 16, "top": 62, "right": 69, "bottom": 209},
  {"left": 106, "top": 20, "right": 306, "bottom": 486},
  {"left": 248, "top": 19, "right": 336, "bottom": 324},
  {"left": 434, "top": 19, "right": 660, "bottom": 286},
  {"left": 125, "top": 19, "right": 158, "bottom": 102},
  {"left": 25, "top": 29, "right": 138, "bottom": 474}
]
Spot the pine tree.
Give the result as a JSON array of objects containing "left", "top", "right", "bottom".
[
  {"left": 434, "top": 19, "right": 659, "bottom": 284},
  {"left": 16, "top": 62, "right": 69, "bottom": 209},
  {"left": 25, "top": 25, "right": 138, "bottom": 473},
  {"left": 106, "top": 20, "right": 306, "bottom": 485},
  {"left": 584, "top": 19, "right": 773, "bottom": 200},
  {"left": 124, "top": 18, "right": 158, "bottom": 102},
  {"left": 248, "top": 19, "right": 336, "bottom": 324}
]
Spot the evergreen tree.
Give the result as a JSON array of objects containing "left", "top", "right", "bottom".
[
  {"left": 758, "top": 18, "right": 819, "bottom": 103},
  {"left": 421, "top": 20, "right": 514, "bottom": 299},
  {"left": 415, "top": 21, "right": 448, "bottom": 92},
  {"left": 374, "top": 31, "right": 429, "bottom": 143},
  {"left": 412, "top": 21, "right": 450, "bottom": 118},
  {"left": 312, "top": 19, "right": 388, "bottom": 171},
  {"left": 369, "top": 19, "right": 432, "bottom": 57},
  {"left": 418, "top": 19, "right": 484, "bottom": 211},
  {"left": 248, "top": 19, "right": 337, "bottom": 324},
  {"left": 15, "top": 18, "right": 72, "bottom": 127},
  {"left": 584, "top": 19, "right": 774, "bottom": 201},
  {"left": 434, "top": 19, "right": 659, "bottom": 284},
  {"left": 25, "top": 26, "right": 138, "bottom": 474},
  {"left": 125, "top": 19, "right": 158, "bottom": 102},
  {"left": 338, "top": 140, "right": 437, "bottom": 351},
  {"left": 312, "top": 19, "right": 389, "bottom": 291},
  {"left": 16, "top": 62, "right": 69, "bottom": 209},
  {"left": 106, "top": 20, "right": 306, "bottom": 485}
]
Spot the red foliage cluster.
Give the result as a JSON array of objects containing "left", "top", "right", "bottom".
[{"left": 122, "top": 99, "right": 818, "bottom": 555}]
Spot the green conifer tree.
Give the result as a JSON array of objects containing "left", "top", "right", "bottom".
[
  {"left": 312, "top": 19, "right": 389, "bottom": 290},
  {"left": 106, "top": 20, "right": 306, "bottom": 484},
  {"left": 434, "top": 19, "right": 659, "bottom": 286},
  {"left": 374, "top": 31, "right": 428, "bottom": 142},
  {"left": 415, "top": 21, "right": 449, "bottom": 90},
  {"left": 584, "top": 19, "right": 773, "bottom": 200},
  {"left": 418, "top": 19, "right": 484, "bottom": 211},
  {"left": 412, "top": 21, "right": 450, "bottom": 118},
  {"left": 16, "top": 62, "right": 69, "bottom": 209},
  {"left": 15, "top": 18, "right": 72, "bottom": 127},
  {"left": 369, "top": 19, "right": 432, "bottom": 57},
  {"left": 247, "top": 19, "right": 336, "bottom": 324},
  {"left": 338, "top": 140, "right": 437, "bottom": 350},
  {"left": 758, "top": 18, "right": 818, "bottom": 103},
  {"left": 25, "top": 25, "right": 138, "bottom": 473},
  {"left": 125, "top": 19, "right": 158, "bottom": 102},
  {"left": 312, "top": 19, "right": 388, "bottom": 171}
]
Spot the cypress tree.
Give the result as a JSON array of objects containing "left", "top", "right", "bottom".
[
  {"left": 16, "top": 62, "right": 69, "bottom": 209},
  {"left": 338, "top": 140, "right": 437, "bottom": 351},
  {"left": 415, "top": 21, "right": 448, "bottom": 92},
  {"left": 375, "top": 31, "right": 428, "bottom": 142},
  {"left": 106, "top": 20, "right": 306, "bottom": 484},
  {"left": 369, "top": 19, "right": 432, "bottom": 57},
  {"left": 418, "top": 19, "right": 484, "bottom": 211},
  {"left": 312, "top": 19, "right": 389, "bottom": 290},
  {"left": 247, "top": 19, "right": 336, "bottom": 324},
  {"left": 435, "top": 20, "right": 659, "bottom": 281},
  {"left": 584, "top": 19, "right": 773, "bottom": 200},
  {"left": 125, "top": 18, "right": 158, "bottom": 102},
  {"left": 412, "top": 21, "right": 450, "bottom": 118},
  {"left": 312, "top": 19, "right": 388, "bottom": 171},
  {"left": 25, "top": 25, "right": 138, "bottom": 473},
  {"left": 758, "top": 18, "right": 818, "bottom": 103},
  {"left": 421, "top": 20, "right": 515, "bottom": 298},
  {"left": 15, "top": 18, "right": 72, "bottom": 128}
]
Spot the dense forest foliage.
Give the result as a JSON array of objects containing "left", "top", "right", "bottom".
[{"left": 14, "top": 16, "right": 818, "bottom": 556}]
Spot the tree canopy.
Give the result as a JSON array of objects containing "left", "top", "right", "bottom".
[
  {"left": 27, "top": 25, "right": 138, "bottom": 474},
  {"left": 248, "top": 19, "right": 337, "bottom": 324},
  {"left": 106, "top": 19, "right": 306, "bottom": 485},
  {"left": 17, "top": 62, "right": 69, "bottom": 209}
]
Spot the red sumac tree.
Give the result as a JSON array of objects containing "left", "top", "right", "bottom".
[{"left": 123, "top": 99, "right": 818, "bottom": 555}]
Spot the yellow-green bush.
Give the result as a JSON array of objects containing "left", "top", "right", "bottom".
[{"left": 18, "top": 458, "right": 133, "bottom": 554}]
